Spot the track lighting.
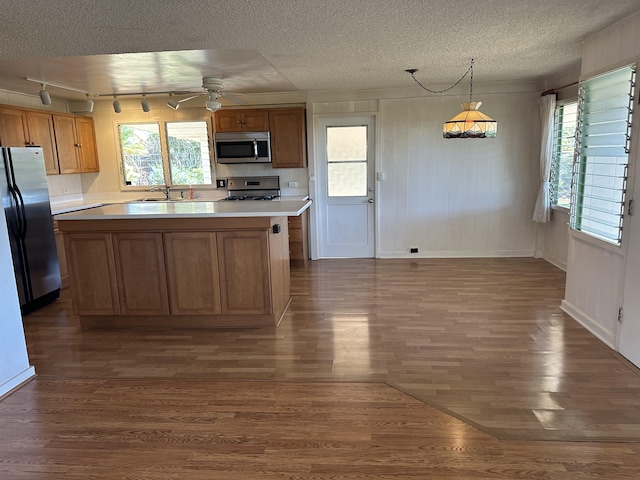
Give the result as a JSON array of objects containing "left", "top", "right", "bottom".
[
  {"left": 167, "top": 93, "right": 179, "bottom": 110},
  {"left": 205, "top": 92, "right": 221, "bottom": 112},
  {"left": 141, "top": 95, "right": 150, "bottom": 112},
  {"left": 85, "top": 94, "right": 94, "bottom": 113},
  {"left": 113, "top": 96, "right": 122, "bottom": 113},
  {"left": 39, "top": 84, "right": 52, "bottom": 105}
]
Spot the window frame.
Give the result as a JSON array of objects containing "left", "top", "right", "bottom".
[
  {"left": 569, "top": 63, "right": 636, "bottom": 246},
  {"left": 550, "top": 100, "right": 578, "bottom": 213},
  {"left": 116, "top": 116, "right": 215, "bottom": 191}
]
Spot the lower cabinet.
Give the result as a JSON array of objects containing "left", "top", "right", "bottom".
[
  {"left": 164, "top": 232, "right": 222, "bottom": 315},
  {"left": 60, "top": 217, "right": 291, "bottom": 327},
  {"left": 288, "top": 209, "right": 309, "bottom": 266},
  {"left": 65, "top": 233, "right": 120, "bottom": 315},
  {"left": 217, "top": 230, "right": 271, "bottom": 315},
  {"left": 112, "top": 233, "right": 170, "bottom": 316}
]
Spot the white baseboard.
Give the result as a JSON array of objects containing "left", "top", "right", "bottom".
[
  {"left": 0, "top": 366, "right": 36, "bottom": 399},
  {"left": 542, "top": 253, "right": 567, "bottom": 271},
  {"left": 377, "top": 250, "right": 535, "bottom": 259},
  {"left": 560, "top": 300, "right": 616, "bottom": 348}
]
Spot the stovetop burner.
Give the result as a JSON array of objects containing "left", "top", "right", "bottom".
[
  {"left": 219, "top": 176, "right": 281, "bottom": 201},
  {"left": 219, "top": 194, "right": 278, "bottom": 201}
]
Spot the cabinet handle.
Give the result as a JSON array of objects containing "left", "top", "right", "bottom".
[{"left": 74, "top": 143, "right": 81, "bottom": 147}]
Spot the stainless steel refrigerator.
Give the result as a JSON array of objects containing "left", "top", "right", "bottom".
[{"left": 1, "top": 147, "right": 60, "bottom": 313}]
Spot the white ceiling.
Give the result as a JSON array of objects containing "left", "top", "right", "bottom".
[{"left": 0, "top": 0, "right": 639, "bottom": 101}]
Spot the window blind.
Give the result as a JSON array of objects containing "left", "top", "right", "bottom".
[{"left": 570, "top": 65, "right": 636, "bottom": 245}]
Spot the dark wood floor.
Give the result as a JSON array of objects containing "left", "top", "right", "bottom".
[{"left": 4, "top": 258, "right": 640, "bottom": 478}]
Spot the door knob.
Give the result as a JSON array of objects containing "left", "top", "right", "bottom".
[{"left": 367, "top": 198, "right": 374, "bottom": 203}]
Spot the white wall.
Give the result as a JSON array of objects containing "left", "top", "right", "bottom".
[
  {"left": 0, "top": 208, "right": 35, "bottom": 397},
  {"left": 308, "top": 82, "right": 543, "bottom": 259},
  {"left": 561, "top": 12, "right": 640, "bottom": 348}
]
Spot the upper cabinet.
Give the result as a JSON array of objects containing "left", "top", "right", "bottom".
[
  {"left": 75, "top": 116, "right": 100, "bottom": 173},
  {"left": 25, "top": 111, "right": 59, "bottom": 175},
  {"left": 269, "top": 108, "right": 307, "bottom": 169},
  {"left": 214, "top": 109, "right": 270, "bottom": 132},
  {"left": 213, "top": 106, "right": 307, "bottom": 168},
  {"left": 0, "top": 106, "right": 28, "bottom": 147},
  {"left": 0, "top": 104, "right": 99, "bottom": 175}
]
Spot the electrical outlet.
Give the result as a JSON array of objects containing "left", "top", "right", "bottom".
[
  {"left": 410, "top": 247, "right": 419, "bottom": 253},
  {"left": 288, "top": 181, "right": 298, "bottom": 187},
  {"left": 216, "top": 179, "right": 226, "bottom": 188}
]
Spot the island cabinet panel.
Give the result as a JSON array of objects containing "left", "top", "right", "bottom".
[
  {"left": 217, "top": 230, "right": 272, "bottom": 315},
  {"left": 112, "top": 233, "right": 170, "bottom": 316},
  {"left": 64, "top": 233, "right": 120, "bottom": 315},
  {"left": 164, "top": 232, "right": 222, "bottom": 315}
]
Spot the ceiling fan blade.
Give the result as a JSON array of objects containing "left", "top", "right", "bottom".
[
  {"left": 177, "top": 94, "right": 203, "bottom": 104},
  {"left": 220, "top": 92, "right": 246, "bottom": 105}
]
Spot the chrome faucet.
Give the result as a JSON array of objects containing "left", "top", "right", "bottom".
[{"left": 149, "top": 185, "right": 171, "bottom": 199}]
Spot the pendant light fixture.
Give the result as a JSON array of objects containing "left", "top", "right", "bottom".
[
  {"left": 406, "top": 59, "right": 497, "bottom": 138},
  {"left": 205, "top": 91, "right": 222, "bottom": 112}
]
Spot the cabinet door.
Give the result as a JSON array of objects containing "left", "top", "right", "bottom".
[
  {"left": 214, "top": 109, "right": 270, "bottom": 132},
  {"left": 0, "top": 107, "right": 28, "bottom": 147},
  {"left": 217, "top": 230, "right": 272, "bottom": 315},
  {"left": 75, "top": 117, "right": 100, "bottom": 172},
  {"left": 64, "top": 233, "right": 119, "bottom": 315},
  {"left": 165, "top": 232, "right": 222, "bottom": 315},
  {"left": 214, "top": 110, "right": 243, "bottom": 132},
  {"left": 269, "top": 108, "right": 307, "bottom": 168},
  {"left": 242, "top": 109, "right": 270, "bottom": 131},
  {"left": 53, "top": 114, "right": 82, "bottom": 173},
  {"left": 26, "top": 111, "right": 59, "bottom": 174},
  {"left": 112, "top": 233, "right": 170, "bottom": 316}
]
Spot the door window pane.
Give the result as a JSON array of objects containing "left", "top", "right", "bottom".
[
  {"left": 119, "top": 123, "right": 165, "bottom": 186},
  {"left": 327, "top": 126, "right": 367, "bottom": 196},
  {"left": 166, "top": 121, "right": 212, "bottom": 185}
]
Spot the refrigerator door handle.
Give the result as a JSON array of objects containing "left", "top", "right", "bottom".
[
  {"left": 7, "top": 185, "right": 23, "bottom": 238},
  {"left": 12, "top": 184, "right": 28, "bottom": 239}
]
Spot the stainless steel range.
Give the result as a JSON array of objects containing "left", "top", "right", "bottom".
[{"left": 219, "top": 176, "right": 280, "bottom": 201}]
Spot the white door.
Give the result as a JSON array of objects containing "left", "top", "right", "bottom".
[
  {"left": 620, "top": 202, "right": 640, "bottom": 367},
  {"left": 317, "top": 116, "right": 375, "bottom": 258}
]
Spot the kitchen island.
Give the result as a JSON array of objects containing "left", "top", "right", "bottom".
[{"left": 56, "top": 200, "right": 311, "bottom": 328}]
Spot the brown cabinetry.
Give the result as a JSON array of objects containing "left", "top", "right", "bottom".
[
  {"left": 58, "top": 216, "right": 292, "bottom": 328},
  {"left": 269, "top": 107, "right": 307, "bottom": 168},
  {"left": 165, "top": 232, "right": 222, "bottom": 315},
  {"left": 0, "top": 106, "right": 28, "bottom": 147},
  {"left": 53, "top": 114, "right": 100, "bottom": 174},
  {"left": 0, "top": 104, "right": 99, "bottom": 174},
  {"left": 214, "top": 109, "right": 270, "bottom": 132},
  {"left": 217, "top": 230, "right": 272, "bottom": 315},
  {"left": 75, "top": 116, "right": 100, "bottom": 172},
  {"left": 64, "top": 233, "right": 120, "bottom": 315},
  {"left": 288, "top": 209, "right": 309, "bottom": 266},
  {"left": 112, "top": 233, "right": 170, "bottom": 316},
  {"left": 26, "top": 111, "right": 59, "bottom": 174}
]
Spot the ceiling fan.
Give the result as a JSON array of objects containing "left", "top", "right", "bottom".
[{"left": 167, "top": 77, "right": 246, "bottom": 112}]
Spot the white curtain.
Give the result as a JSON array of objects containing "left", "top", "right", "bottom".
[{"left": 532, "top": 94, "right": 556, "bottom": 223}]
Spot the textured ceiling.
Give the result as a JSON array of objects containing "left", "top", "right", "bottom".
[{"left": 0, "top": 0, "right": 639, "bottom": 100}]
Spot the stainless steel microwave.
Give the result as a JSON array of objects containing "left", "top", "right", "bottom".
[{"left": 214, "top": 131, "right": 271, "bottom": 164}]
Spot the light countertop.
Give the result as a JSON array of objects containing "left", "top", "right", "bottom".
[{"left": 55, "top": 199, "right": 312, "bottom": 220}]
